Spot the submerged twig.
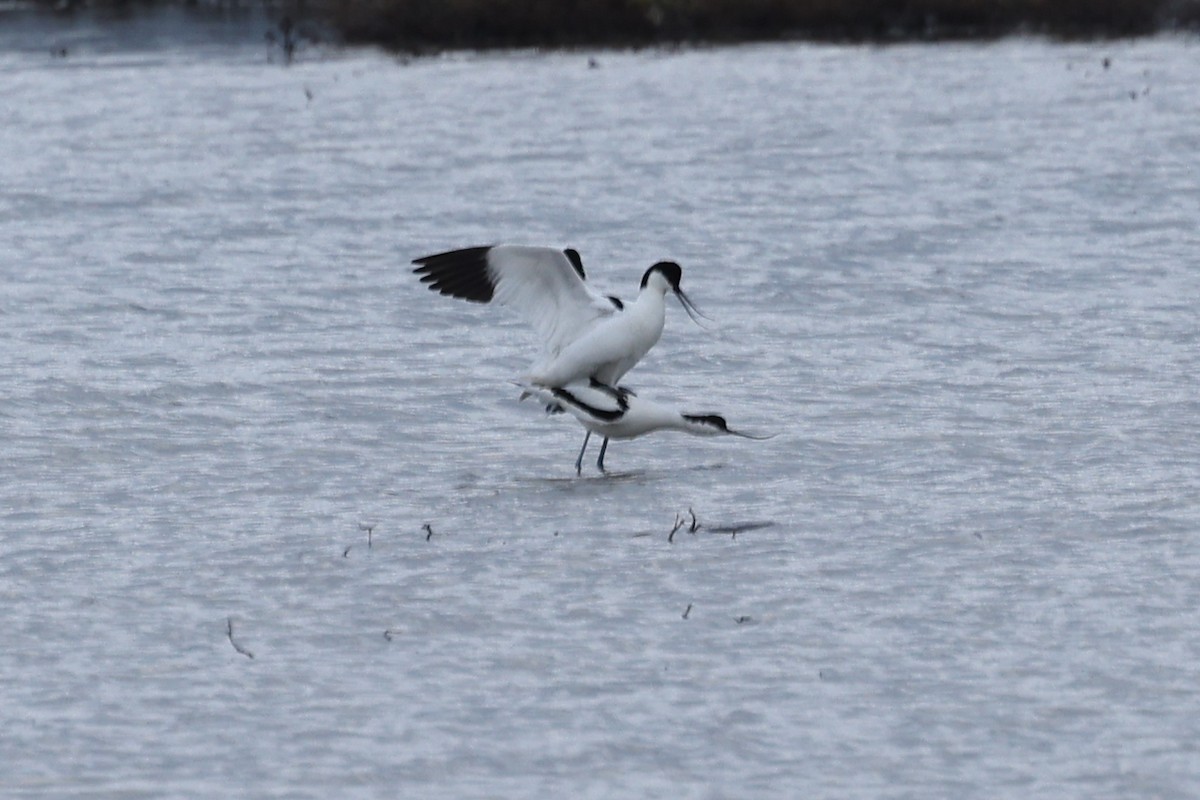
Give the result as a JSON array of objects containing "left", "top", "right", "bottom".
[
  {"left": 668, "top": 513, "right": 685, "bottom": 543},
  {"left": 422, "top": 523, "right": 433, "bottom": 541},
  {"left": 688, "top": 507, "right": 700, "bottom": 533},
  {"left": 706, "top": 521, "right": 777, "bottom": 537},
  {"left": 359, "top": 523, "right": 375, "bottom": 549},
  {"left": 682, "top": 603, "right": 693, "bottom": 620},
  {"left": 226, "top": 617, "right": 254, "bottom": 659}
]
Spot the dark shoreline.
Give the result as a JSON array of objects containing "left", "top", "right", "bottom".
[{"left": 24, "top": 0, "right": 1200, "bottom": 53}]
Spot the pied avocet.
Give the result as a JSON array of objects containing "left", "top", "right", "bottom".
[
  {"left": 412, "top": 244, "right": 704, "bottom": 388},
  {"left": 519, "top": 381, "right": 772, "bottom": 475}
]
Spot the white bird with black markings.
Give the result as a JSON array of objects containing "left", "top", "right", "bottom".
[
  {"left": 412, "top": 244, "right": 704, "bottom": 388},
  {"left": 413, "top": 244, "right": 706, "bottom": 468},
  {"left": 518, "top": 381, "right": 773, "bottom": 475}
]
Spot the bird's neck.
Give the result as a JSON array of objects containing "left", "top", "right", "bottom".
[
  {"left": 627, "top": 287, "right": 668, "bottom": 328},
  {"left": 622, "top": 404, "right": 693, "bottom": 437},
  {"left": 635, "top": 402, "right": 707, "bottom": 436},
  {"left": 650, "top": 407, "right": 691, "bottom": 432}
]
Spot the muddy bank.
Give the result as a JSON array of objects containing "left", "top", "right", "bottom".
[{"left": 24, "top": 0, "right": 1200, "bottom": 52}]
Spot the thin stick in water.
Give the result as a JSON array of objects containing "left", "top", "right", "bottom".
[
  {"left": 668, "top": 513, "right": 684, "bottom": 543},
  {"left": 226, "top": 617, "right": 254, "bottom": 659}
]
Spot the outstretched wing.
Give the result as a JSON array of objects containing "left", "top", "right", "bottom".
[{"left": 413, "top": 245, "right": 619, "bottom": 357}]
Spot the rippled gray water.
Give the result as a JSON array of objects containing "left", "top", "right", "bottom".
[{"left": 2, "top": 12, "right": 1199, "bottom": 797}]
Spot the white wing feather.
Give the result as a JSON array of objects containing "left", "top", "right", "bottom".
[{"left": 485, "top": 245, "right": 618, "bottom": 358}]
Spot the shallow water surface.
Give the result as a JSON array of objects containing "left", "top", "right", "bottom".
[{"left": 2, "top": 15, "right": 1199, "bottom": 798}]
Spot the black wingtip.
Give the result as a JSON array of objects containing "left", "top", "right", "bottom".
[{"left": 412, "top": 245, "right": 496, "bottom": 303}]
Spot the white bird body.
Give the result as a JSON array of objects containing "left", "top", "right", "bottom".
[
  {"left": 528, "top": 275, "right": 673, "bottom": 387},
  {"left": 414, "top": 243, "right": 711, "bottom": 473},
  {"left": 413, "top": 245, "right": 702, "bottom": 389},
  {"left": 519, "top": 381, "right": 772, "bottom": 473}
]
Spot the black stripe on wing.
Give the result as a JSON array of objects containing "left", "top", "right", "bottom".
[
  {"left": 563, "top": 248, "right": 585, "bottom": 280},
  {"left": 551, "top": 383, "right": 630, "bottom": 422},
  {"left": 412, "top": 246, "right": 496, "bottom": 303}
]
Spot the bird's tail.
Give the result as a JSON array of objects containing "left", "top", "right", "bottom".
[{"left": 513, "top": 381, "right": 564, "bottom": 414}]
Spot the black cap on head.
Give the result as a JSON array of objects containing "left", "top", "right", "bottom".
[
  {"left": 641, "top": 261, "right": 682, "bottom": 290},
  {"left": 682, "top": 413, "right": 729, "bottom": 432}
]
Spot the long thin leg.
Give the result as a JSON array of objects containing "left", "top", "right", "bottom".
[
  {"left": 575, "top": 431, "right": 591, "bottom": 476},
  {"left": 596, "top": 437, "right": 610, "bottom": 473}
]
